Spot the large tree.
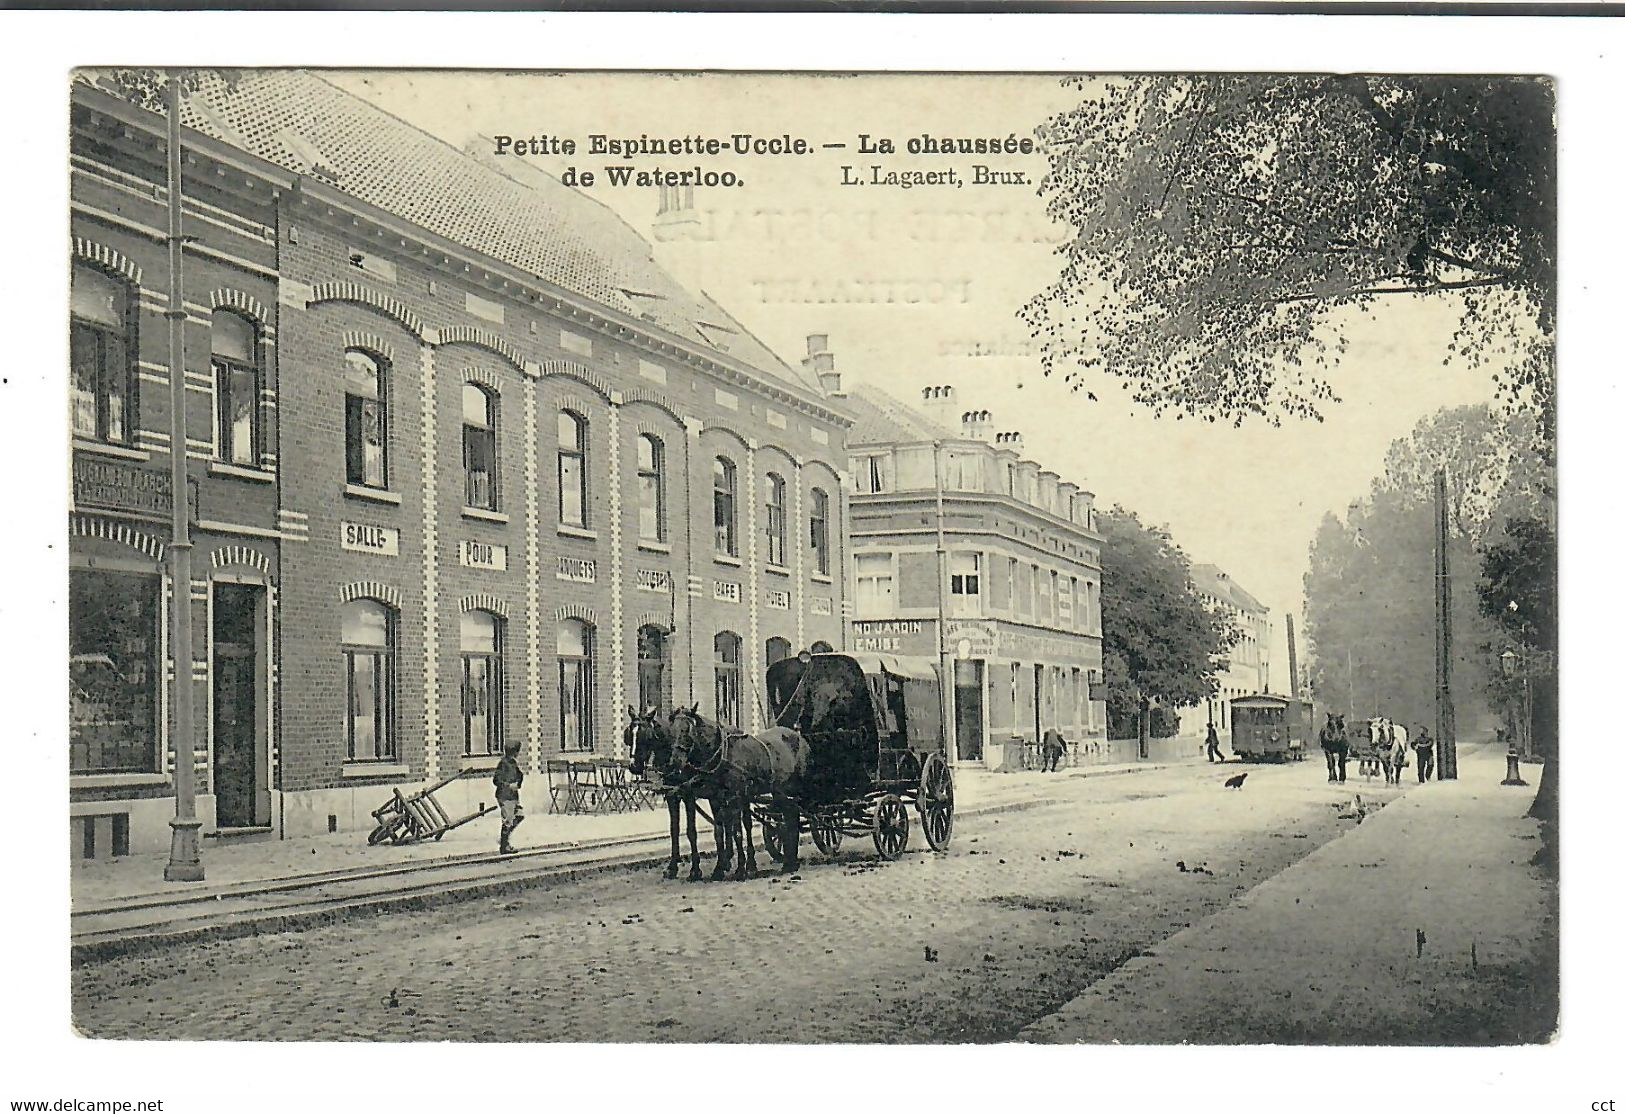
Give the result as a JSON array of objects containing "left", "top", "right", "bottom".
[
  {"left": 1023, "top": 75, "right": 1554, "bottom": 448},
  {"left": 1097, "top": 508, "right": 1235, "bottom": 757}
]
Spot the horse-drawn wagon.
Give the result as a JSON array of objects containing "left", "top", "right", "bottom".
[{"left": 757, "top": 650, "right": 956, "bottom": 862}]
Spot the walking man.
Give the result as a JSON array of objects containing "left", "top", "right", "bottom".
[
  {"left": 494, "top": 740, "right": 524, "bottom": 854},
  {"left": 1412, "top": 726, "right": 1435, "bottom": 784},
  {"left": 1205, "top": 722, "right": 1225, "bottom": 763}
]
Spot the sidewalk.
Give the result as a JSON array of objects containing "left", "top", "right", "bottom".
[
  {"left": 72, "top": 755, "right": 1191, "bottom": 955},
  {"left": 1022, "top": 743, "right": 1557, "bottom": 1045}
]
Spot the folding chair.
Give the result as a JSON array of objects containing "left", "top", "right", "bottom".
[
  {"left": 546, "top": 758, "right": 575, "bottom": 814},
  {"left": 568, "top": 757, "right": 601, "bottom": 814}
]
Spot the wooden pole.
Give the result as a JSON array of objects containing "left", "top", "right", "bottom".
[{"left": 1435, "top": 468, "right": 1458, "bottom": 781}]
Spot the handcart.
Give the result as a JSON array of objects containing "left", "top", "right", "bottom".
[{"left": 367, "top": 772, "right": 491, "bottom": 845}]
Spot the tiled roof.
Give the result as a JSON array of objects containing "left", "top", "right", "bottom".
[
  {"left": 843, "top": 384, "right": 958, "bottom": 446},
  {"left": 168, "top": 70, "right": 819, "bottom": 395},
  {"left": 1191, "top": 563, "right": 1268, "bottom": 615}
]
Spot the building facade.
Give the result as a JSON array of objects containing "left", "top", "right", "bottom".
[
  {"left": 1191, "top": 563, "right": 1272, "bottom": 730},
  {"left": 842, "top": 383, "right": 1106, "bottom": 769},
  {"left": 68, "top": 72, "right": 850, "bottom": 855}
]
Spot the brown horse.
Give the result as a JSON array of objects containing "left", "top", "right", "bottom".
[
  {"left": 668, "top": 704, "right": 808, "bottom": 877},
  {"left": 624, "top": 708, "right": 714, "bottom": 882}
]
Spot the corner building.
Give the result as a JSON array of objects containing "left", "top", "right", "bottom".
[
  {"left": 841, "top": 384, "right": 1106, "bottom": 770},
  {"left": 69, "top": 72, "right": 849, "bottom": 851}
]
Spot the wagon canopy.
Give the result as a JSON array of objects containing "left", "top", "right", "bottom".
[{"left": 768, "top": 651, "right": 943, "bottom": 755}]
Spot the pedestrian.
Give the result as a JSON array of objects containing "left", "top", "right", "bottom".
[
  {"left": 1042, "top": 726, "right": 1068, "bottom": 772},
  {"left": 1412, "top": 726, "right": 1435, "bottom": 783},
  {"left": 1205, "top": 722, "right": 1225, "bottom": 763},
  {"left": 494, "top": 740, "right": 524, "bottom": 854}
]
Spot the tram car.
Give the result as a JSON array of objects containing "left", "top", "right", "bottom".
[{"left": 1229, "top": 694, "right": 1313, "bottom": 762}]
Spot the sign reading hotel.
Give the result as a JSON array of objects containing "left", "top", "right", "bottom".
[
  {"left": 460, "top": 539, "right": 507, "bottom": 571},
  {"left": 341, "top": 520, "right": 400, "bottom": 557},
  {"left": 851, "top": 619, "right": 930, "bottom": 654},
  {"left": 636, "top": 569, "right": 672, "bottom": 594},
  {"left": 766, "top": 588, "right": 791, "bottom": 611},
  {"left": 557, "top": 555, "right": 596, "bottom": 583}
]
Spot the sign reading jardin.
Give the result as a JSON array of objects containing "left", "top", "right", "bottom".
[
  {"left": 341, "top": 520, "right": 400, "bottom": 556},
  {"left": 852, "top": 619, "right": 929, "bottom": 653},
  {"left": 557, "top": 555, "right": 597, "bottom": 583},
  {"left": 460, "top": 540, "right": 507, "bottom": 571},
  {"left": 72, "top": 457, "right": 179, "bottom": 521}
]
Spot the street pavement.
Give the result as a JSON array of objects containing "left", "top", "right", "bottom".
[
  {"left": 1022, "top": 742, "right": 1556, "bottom": 1045},
  {"left": 72, "top": 754, "right": 1397, "bottom": 1042}
]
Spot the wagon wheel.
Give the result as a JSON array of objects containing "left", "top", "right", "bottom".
[
  {"left": 810, "top": 812, "right": 844, "bottom": 857},
  {"left": 366, "top": 814, "right": 406, "bottom": 846},
  {"left": 917, "top": 752, "right": 955, "bottom": 853},
  {"left": 871, "top": 794, "right": 909, "bottom": 861}
]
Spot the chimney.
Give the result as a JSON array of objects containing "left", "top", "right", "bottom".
[
  {"left": 921, "top": 385, "right": 957, "bottom": 428},
  {"left": 802, "top": 334, "right": 842, "bottom": 396},
  {"left": 994, "top": 430, "right": 1024, "bottom": 452},
  {"left": 961, "top": 409, "right": 994, "bottom": 442},
  {"left": 651, "top": 183, "right": 705, "bottom": 291}
]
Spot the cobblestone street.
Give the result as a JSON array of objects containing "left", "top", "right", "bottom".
[{"left": 73, "top": 760, "right": 1384, "bottom": 1043}]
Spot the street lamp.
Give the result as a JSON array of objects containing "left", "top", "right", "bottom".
[{"left": 1499, "top": 645, "right": 1530, "bottom": 787}]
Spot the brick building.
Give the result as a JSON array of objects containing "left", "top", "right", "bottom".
[
  {"left": 69, "top": 72, "right": 850, "bottom": 854},
  {"left": 841, "top": 383, "right": 1106, "bottom": 769},
  {"left": 1191, "top": 563, "right": 1273, "bottom": 730}
]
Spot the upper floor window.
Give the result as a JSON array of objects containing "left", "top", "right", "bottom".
[
  {"left": 70, "top": 262, "right": 134, "bottom": 445},
  {"left": 463, "top": 383, "right": 498, "bottom": 511},
  {"left": 345, "top": 349, "right": 389, "bottom": 489},
  {"left": 713, "top": 456, "right": 738, "bottom": 556},
  {"left": 947, "top": 452, "right": 982, "bottom": 492},
  {"left": 211, "top": 310, "right": 260, "bottom": 466},
  {"left": 637, "top": 434, "right": 665, "bottom": 542},
  {"left": 857, "top": 454, "right": 892, "bottom": 494},
  {"left": 950, "top": 552, "right": 981, "bottom": 616},
  {"left": 764, "top": 472, "right": 787, "bottom": 566},
  {"left": 557, "top": 410, "right": 588, "bottom": 527},
  {"left": 855, "top": 553, "right": 895, "bottom": 616},
  {"left": 809, "top": 488, "right": 830, "bottom": 576}
]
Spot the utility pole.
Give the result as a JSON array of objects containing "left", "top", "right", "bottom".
[
  {"left": 1285, "top": 614, "right": 1300, "bottom": 700},
  {"left": 1435, "top": 468, "right": 1458, "bottom": 781},
  {"left": 163, "top": 74, "right": 203, "bottom": 881},
  {"left": 932, "top": 442, "right": 957, "bottom": 764}
]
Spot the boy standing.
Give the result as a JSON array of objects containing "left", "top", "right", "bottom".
[{"left": 494, "top": 741, "right": 524, "bottom": 854}]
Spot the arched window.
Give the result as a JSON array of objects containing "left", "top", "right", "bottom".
[
  {"left": 714, "top": 631, "right": 742, "bottom": 727},
  {"left": 810, "top": 640, "right": 834, "bottom": 654},
  {"left": 809, "top": 487, "right": 830, "bottom": 576},
  {"left": 558, "top": 618, "right": 596, "bottom": 752},
  {"left": 70, "top": 262, "right": 134, "bottom": 444},
  {"left": 765, "top": 636, "right": 792, "bottom": 672},
  {"left": 461, "top": 610, "right": 504, "bottom": 755},
  {"left": 636, "top": 624, "right": 669, "bottom": 716},
  {"left": 764, "top": 472, "right": 786, "bottom": 566},
  {"left": 637, "top": 434, "right": 665, "bottom": 543},
  {"left": 342, "top": 598, "right": 396, "bottom": 761},
  {"left": 557, "top": 410, "right": 588, "bottom": 527},
  {"left": 345, "top": 349, "right": 388, "bottom": 489},
  {"left": 211, "top": 309, "right": 260, "bottom": 466},
  {"left": 463, "top": 383, "right": 499, "bottom": 510},
  {"left": 713, "top": 457, "right": 737, "bottom": 556}
]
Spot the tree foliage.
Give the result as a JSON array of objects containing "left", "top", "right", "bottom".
[
  {"left": 1024, "top": 75, "right": 1555, "bottom": 445},
  {"left": 1097, "top": 508, "right": 1235, "bottom": 740},
  {"left": 1303, "top": 404, "right": 1547, "bottom": 733}
]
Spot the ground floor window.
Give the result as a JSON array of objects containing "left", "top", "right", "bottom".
[
  {"left": 343, "top": 598, "right": 397, "bottom": 761},
  {"left": 462, "top": 610, "right": 504, "bottom": 755},
  {"left": 70, "top": 568, "right": 159, "bottom": 774},
  {"left": 636, "top": 624, "right": 668, "bottom": 717},
  {"left": 715, "top": 631, "right": 742, "bottom": 727},
  {"left": 765, "top": 636, "right": 792, "bottom": 672},
  {"left": 559, "top": 618, "right": 595, "bottom": 752}
]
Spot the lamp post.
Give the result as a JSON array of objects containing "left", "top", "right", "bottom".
[
  {"left": 162, "top": 73, "right": 203, "bottom": 882},
  {"left": 1499, "top": 647, "right": 1529, "bottom": 787}
]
